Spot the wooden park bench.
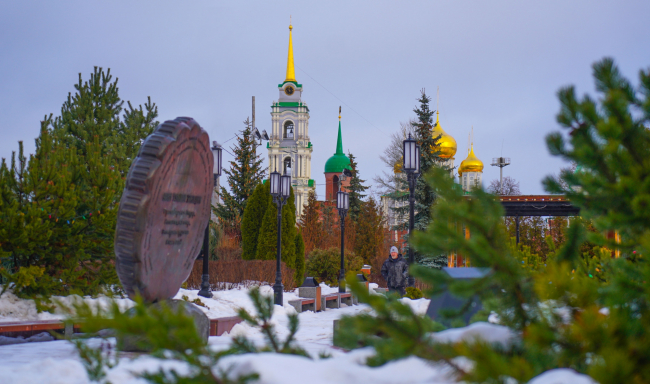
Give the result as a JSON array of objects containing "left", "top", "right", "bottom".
[
  {"left": 321, "top": 292, "right": 357, "bottom": 309},
  {"left": 288, "top": 297, "right": 317, "bottom": 313},
  {"left": 0, "top": 317, "right": 243, "bottom": 339},
  {"left": 0, "top": 320, "right": 80, "bottom": 339},
  {"left": 209, "top": 316, "right": 243, "bottom": 336}
]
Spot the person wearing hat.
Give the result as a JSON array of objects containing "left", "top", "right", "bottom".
[{"left": 381, "top": 246, "right": 408, "bottom": 296}]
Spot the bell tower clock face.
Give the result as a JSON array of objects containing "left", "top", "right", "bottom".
[{"left": 284, "top": 86, "right": 295, "bottom": 96}]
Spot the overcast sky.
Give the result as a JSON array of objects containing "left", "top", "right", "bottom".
[{"left": 2, "top": 1, "right": 649, "bottom": 198}]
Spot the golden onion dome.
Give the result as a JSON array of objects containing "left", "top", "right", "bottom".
[
  {"left": 458, "top": 145, "right": 484, "bottom": 176},
  {"left": 432, "top": 111, "right": 457, "bottom": 159},
  {"left": 394, "top": 160, "right": 402, "bottom": 174}
]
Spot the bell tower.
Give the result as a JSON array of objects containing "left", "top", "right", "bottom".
[{"left": 268, "top": 22, "right": 314, "bottom": 217}]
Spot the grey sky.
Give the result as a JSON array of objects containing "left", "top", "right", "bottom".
[{"left": 2, "top": 1, "right": 649, "bottom": 198}]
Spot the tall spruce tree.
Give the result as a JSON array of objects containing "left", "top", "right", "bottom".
[
  {"left": 391, "top": 90, "right": 446, "bottom": 268},
  {"left": 0, "top": 67, "right": 158, "bottom": 298},
  {"left": 52, "top": 67, "right": 158, "bottom": 180},
  {"left": 215, "top": 118, "right": 266, "bottom": 222},
  {"left": 347, "top": 152, "right": 369, "bottom": 221},
  {"left": 241, "top": 182, "right": 270, "bottom": 260}
]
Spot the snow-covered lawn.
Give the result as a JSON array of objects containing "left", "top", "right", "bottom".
[{"left": 0, "top": 285, "right": 595, "bottom": 384}]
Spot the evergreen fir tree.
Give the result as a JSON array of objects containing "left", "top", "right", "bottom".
[
  {"left": 215, "top": 118, "right": 266, "bottom": 222},
  {"left": 392, "top": 90, "right": 446, "bottom": 268},
  {"left": 294, "top": 232, "right": 306, "bottom": 283},
  {"left": 298, "top": 190, "right": 323, "bottom": 255},
  {"left": 281, "top": 187, "right": 298, "bottom": 270},
  {"left": 347, "top": 152, "right": 369, "bottom": 221},
  {"left": 0, "top": 67, "right": 158, "bottom": 298},
  {"left": 51, "top": 67, "right": 158, "bottom": 180},
  {"left": 255, "top": 187, "right": 297, "bottom": 272},
  {"left": 241, "top": 182, "right": 270, "bottom": 260},
  {"left": 0, "top": 121, "right": 120, "bottom": 297}
]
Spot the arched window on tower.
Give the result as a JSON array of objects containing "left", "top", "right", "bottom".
[
  {"left": 283, "top": 121, "right": 294, "bottom": 139},
  {"left": 283, "top": 157, "right": 292, "bottom": 175}
]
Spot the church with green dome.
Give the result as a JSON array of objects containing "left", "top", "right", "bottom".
[{"left": 324, "top": 113, "right": 352, "bottom": 201}]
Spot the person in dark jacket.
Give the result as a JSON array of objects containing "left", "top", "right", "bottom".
[{"left": 381, "top": 246, "right": 408, "bottom": 296}]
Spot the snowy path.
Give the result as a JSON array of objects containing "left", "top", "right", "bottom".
[{"left": 0, "top": 286, "right": 595, "bottom": 384}]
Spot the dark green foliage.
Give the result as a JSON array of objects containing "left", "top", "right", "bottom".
[
  {"left": 215, "top": 118, "right": 266, "bottom": 222},
  {"left": 255, "top": 187, "right": 296, "bottom": 269},
  {"left": 282, "top": 187, "right": 298, "bottom": 269},
  {"left": 241, "top": 182, "right": 270, "bottom": 260},
  {"left": 294, "top": 231, "right": 305, "bottom": 283},
  {"left": 0, "top": 67, "right": 157, "bottom": 300},
  {"left": 230, "top": 286, "right": 309, "bottom": 357},
  {"left": 335, "top": 58, "right": 650, "bottom": 384},
  {"left": 347, "top": 152, "right": 369, "bottom": 221},
  {"left": 304, "top": 247, "right": 363, "bottom": 286},
  {"left": 404, "top": 287, "right": 423, "bottom": 300}
]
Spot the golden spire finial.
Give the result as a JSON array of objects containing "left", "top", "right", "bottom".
[
  {"left": 285, "top": 17, "right": 296, "bottom": 82},
  {"left": 339, "top": 106, "right": 341, "bottom": 121}
]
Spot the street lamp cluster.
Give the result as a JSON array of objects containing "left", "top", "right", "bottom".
[
  {"left": 199, "top": 142, "right": 223, "bottom": 298},
  {"left": 269, "top": 168, "right": 292, "bottom": 305},
  {"left": 402, "top": 134, "right": 421, "bottom": 287},
  {"left": 201, "top": 133, "right": 420, "bottom": 300},
  {"left": 336, "top": 190, "right": 349, "bottom": 293}
]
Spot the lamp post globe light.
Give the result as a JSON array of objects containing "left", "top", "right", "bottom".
[
  {"left": 270, "top": 169, "right": 291, "bottom": 305},
  {"left": 336, "top": 191, "right": 349, "bottom": 293},
  {"left": 199, "top": 141, "right": 223, "bottom": 298},
  {"left": 402, "top": 134, "right": 420, "bottom": 288}
]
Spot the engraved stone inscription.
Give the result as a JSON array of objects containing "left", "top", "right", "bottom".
[{"left": 114, "top": 117, "right": 213, "bottom": 302}]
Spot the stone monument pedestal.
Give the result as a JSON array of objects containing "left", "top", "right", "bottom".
[{"left": 117, "top": 300, "right": 210, "bottom": 352}]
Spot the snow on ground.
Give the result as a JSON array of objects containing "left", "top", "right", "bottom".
[
  {"left": 527, "top": 368, "right": 598, "bottom": 384},
  {"left": 0, "top": 283, "right": 356, "bottom": 322},
  {"left": 0, "top": 286, "right": 594, "bottom": 384},
  {"left": 430, "top": 322, "right": 518, "bottom": 348}
]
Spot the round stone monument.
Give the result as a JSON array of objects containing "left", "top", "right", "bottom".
[{"left": 114, "top": 117, "right": 213, "bottom": 302}]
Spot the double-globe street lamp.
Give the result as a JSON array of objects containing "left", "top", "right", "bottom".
[
  {"left": 402, "top": 134, "right": 420, "bottom": 287},
  {"left": 336, "top": 191, "right": 350, "bottom": 293},
  {"left": 198, "top": 141, "right": 222, "bottom": 298},
  {"left": 270, "top": 169, "right": 292, "bottom": 305}
]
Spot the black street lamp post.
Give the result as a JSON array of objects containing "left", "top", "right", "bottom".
[
  {"left": 337, "top": 191, "right": 349, "bottom": 293},
  {"left": 270, "top": 169, "right": 291, "bottom": 305},
  {"left": 199, "top": 142, "right": 222, "bottom": 298},
  {"left": 402, "top": 134, "right": 420, "bottom": 287}
]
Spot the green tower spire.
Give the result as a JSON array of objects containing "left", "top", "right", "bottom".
[
  {"left": 324, "top": 108, "right": 351, "bottom": 173},
  {"left": 335, "top": 121, "right": 344, "bottom": 155}
]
